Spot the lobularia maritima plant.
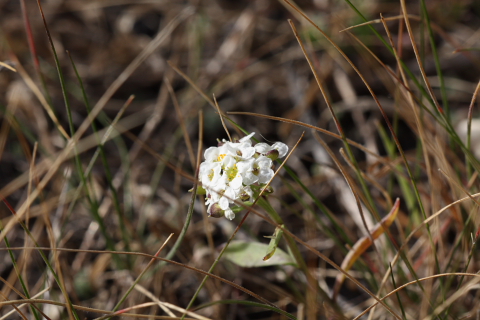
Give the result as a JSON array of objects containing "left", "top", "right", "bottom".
[{"left": 198, "top": 133, "right": 288, "bottom": 220}]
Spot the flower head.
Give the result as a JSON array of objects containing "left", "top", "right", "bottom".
[{"left": 199, "top": 132, "right": 288, "bottom": 220}]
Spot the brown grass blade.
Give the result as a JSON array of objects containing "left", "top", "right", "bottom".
[{"left": 333, "top": 199, "right": 400, "bottom": 300}]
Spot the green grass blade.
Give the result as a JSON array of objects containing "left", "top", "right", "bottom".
[
  {"left": 389, "top": 263, "right": 407, "bottom": 320},
  {"left": 420, "top": 0, "right": 450, "bottom": 120},
  {"left": 67, "top": 52, "right": 133, "bottom": 258}
]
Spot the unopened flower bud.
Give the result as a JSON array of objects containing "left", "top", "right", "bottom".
[
  {"left": 265, "top": 149, "right": 279, "bottom": 160},
  {"left": 261, "top": 185, "right": 274, "bottom": 194},
  {"left": 239, "top": 192, "right": 250, "bottom": 202},
  {"left": 216, "top": 138, "right": 225, "bottom": 147},
  {"left": 208, "top": 203, "right": 225, "bottom": 218}
]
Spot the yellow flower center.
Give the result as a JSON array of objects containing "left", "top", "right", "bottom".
[
  {"left": 225, "top": 164, "right": 238, "bottom": 182},
  {"left": 217, "top": 154, "right": 226, "bottom": 162},
  {"left": 208, "top": 169, "right": 215, "bottom": 181}
]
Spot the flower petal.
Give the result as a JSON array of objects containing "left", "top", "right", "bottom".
[
  {"left": 254, "top": 143, "right": 271, "bottom": 155},
  {"left": 272, "top": 142, "right": 288, "bottom": 158},
  {"left": 224, "top": 208, "right": 235, "bottom": 220}
]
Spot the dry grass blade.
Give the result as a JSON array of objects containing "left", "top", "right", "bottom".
[
  {"left": 134, "top": 285, "right": 211, "bottom": 320},
  {"left": 399, "top": 0, "right": 442, "bottom": 115},
  {"left": 421, "top": 275, "right": 480, "bottom": 320},
  {"left": 0, "top": 61, "right": 16, "bottom": 72},
  {"left": 167, "top": 61, "right": 215, "bottom": 110},
  {"left": 438, "top": 168, "right": 480, "bottom": 207},
  {"left": 213, "top": 94, "right": 231, "bottom": 142},
  {"left": 354, "top": 273, "right": 480, "bottom": 320},
  {"left": 94, "top": 302, "right": 194, "bottom": 320},
  {"left": 333, "top": 199, "right": 400, "bottom": 300},
  {"left": 165, "top": 77, "right": 196, "bottom": 168},
  {"left": 0, "top": 291, "right": 28, "bottom": 320},
  {"left": 0, "top": 287, "right": 51, "bottom": 320},
  {"left": 287, "top": 19, "right": 343, "bottom": 136},
  {"left": 111, "top": 233, "right": 175, "bottom": 313},
  {"left": 11, "top": 56, "right": 70, "bottom": 140},
  {"left": 466, "top": 81, "right": 480, "bottom": 176}
]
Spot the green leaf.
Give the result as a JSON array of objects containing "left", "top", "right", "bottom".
[
  {"left": 263, "top": 224, "right": 284, "bottom": 261},
  {"left": 223, "top": 240, "right": 297, "bottom": 268}
]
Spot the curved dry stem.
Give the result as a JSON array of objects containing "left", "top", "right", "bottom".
[
  {"left": 339, "top": 148, "right": 393, "bottom": 208},
  {"left": 213, "top": 94, "right": 232, "bottom": 142}
]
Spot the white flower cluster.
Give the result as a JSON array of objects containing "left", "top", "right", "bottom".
[{"left": 199, "top": 133, "right": 288, "bottom": 220}]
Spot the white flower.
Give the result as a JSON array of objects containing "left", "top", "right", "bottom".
[
  {"left": 239, "top": 185, "right": 253, "bottom": 202},
  {"left": 217, "top": 183, "right": 238, "bottom": 209},
  {"left": 198, "top": 132, "right": 288, "bottom": 220},
  {"left": 237, "top": 158, "right": 257, "bottom": 185},
  {"left": 204, "top": 145, "right": 230, "bottom": 163},
  {"left": 271, "top": 142, "right": 288, "bottom": 158},
  {"left": 199, "top": 161, "right": 222, "bottom": 188},
  {"left": 253, "top": 156, "right": 274, "bottom": 183},
  {"left": 221, "top": 156, "right": 243, "bottom": 189},
  {"left": 205, "top": 178, "right": 235, "bottom": 207},
  {"left": 235, "top": 133, "right": 256, "bottom": 158}
]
